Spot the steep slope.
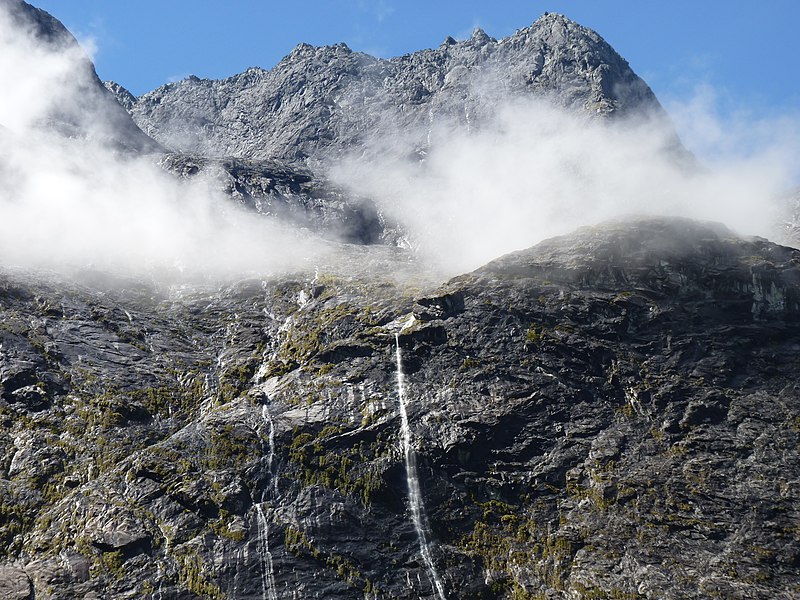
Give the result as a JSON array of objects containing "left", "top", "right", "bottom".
[
  {"left": 0, "top": 217, "right": 797, "bottom": 599},
  {"left": 1, "top": 0, "right": 159, "bottom": 153},
  {"left": 128, "top": 14, "right": 672, "bottom": 162},
  {"left": 3, "top": 4, "right": 798, "bottom": 599},
  {"left": 2, "top": 3, "right": 386, "bottom": 245}
]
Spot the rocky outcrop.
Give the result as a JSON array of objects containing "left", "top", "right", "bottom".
[
  {"left": 0, "top": 564, "right": 32, "bottom": 600},
  {"left": 0, "top": 217, "right": 798, "bottom": 598},
  {"left": 158, "top": 153, "right": 386, "bottom": 244},
  {"left": 780, "top": 187, "right": 800, "bottom": 248},
  {"left": 126, "top": 14, "right": 672, "bottom": 163},
  {"left": 103, "top": 81, "right": 137, "bottom": 112}
]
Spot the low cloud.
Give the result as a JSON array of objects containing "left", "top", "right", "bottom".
[
  {"left": 666, "top": 84, "right": 800, "bottom": 180},
  {"left": 2, "top": 2, "right": 798, "bottom": 283},
  {"left": 0, "top": 3, "right": 327, "bottom": 280},
  {"left": 332, "top": 92, "right": 800, "bottom": 275},
  {"left": 0, "top": 130, "right": 325, "bottom": 276}
]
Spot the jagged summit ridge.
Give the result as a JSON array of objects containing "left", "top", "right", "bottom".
[{"left": 125, "top": 12, "right": 669, "bottom": 162}]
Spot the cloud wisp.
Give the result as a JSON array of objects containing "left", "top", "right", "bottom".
[
  {"left": 332, "top": 93, "right": 800, "bottom": 275},
  {"left": 0, "top": 3, "right": 327, "bottom": 280},
  {"left": 2, "top": 1, "right": 798, "bottom": 283}
]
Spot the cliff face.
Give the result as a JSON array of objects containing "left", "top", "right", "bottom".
[
  {"left": 124, "top": 14, "right": 671, "bottom": 163},
  {"left": 0, "top": 217, "right": 798, "bottom": 599},
  {"left": 1, "top": 4, "right": 799, "bottom": 600}
]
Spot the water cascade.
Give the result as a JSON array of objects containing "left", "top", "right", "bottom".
[
  {"left": 395, "top": 331, "right": 448, "bottom": 600},
  {"left": 262, "top": 404, "right": 279, "bottom": 497},
  {"left": 255, "top": 503, "right": 278, "bottom": 600},
  {"left": 254, "top": 404, "right": 279, "bottom": 600}
]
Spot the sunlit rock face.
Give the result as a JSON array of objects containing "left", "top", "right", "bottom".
[
  {"left": 123, "top": 13, "right": 675, "bottom": 163},
  {"left": 1, "top": 3, "right": 799, "bottom": 599},
  {"left": 1, "top": 216, "right": 799, "bottom": 599}
]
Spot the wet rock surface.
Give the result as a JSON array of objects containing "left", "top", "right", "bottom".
[{"left": 0, "top": 217, "right": 797, "bottom": 599}]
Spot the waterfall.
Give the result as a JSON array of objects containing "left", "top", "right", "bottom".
[
  {"left": 253, "top": 403, "right": 279, "bottom": 600},
  {"left": 255, "top": 503, "right": 278, "bottom": 600},
  {"left": 263, "top": 404, "right": 279, "bottom": 497},
  {"left": 395, "top": 333, "right": 448, "bottom": 600}
]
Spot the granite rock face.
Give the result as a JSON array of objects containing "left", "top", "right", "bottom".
[
  {"left": 125, "top": 14, "right": 671, "bottom": 163},
  {"left": 0, "top": 217, "right": 798, "bottom": 599}
]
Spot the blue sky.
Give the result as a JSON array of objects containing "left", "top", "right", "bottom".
[{"left": 32, "top": 0, "right": 800, "bottom": 118}]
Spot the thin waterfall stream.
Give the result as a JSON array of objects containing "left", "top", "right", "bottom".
[
  {"left": 395, "top": 331, "right": 448, "bottom": 600},
  {"left": 254, "top": 404, "right": 279, "bottom": 600}
]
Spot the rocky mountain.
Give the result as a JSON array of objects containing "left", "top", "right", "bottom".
[
  {"left": 99, "top": 12, "right": 692, "bottom": 246},
  {"left": 3, "top": 0, "right": 159, "bottom": 153},
  {"left": 0, "top": 217, "right": 798, "bottom": 599},
  {"left": 121, "top": 14, "right": 672, "bottom": 164},
  {"left": 156, "top": 153, "right": 386, "bottom": 245},
  {"left": 2, "top": 1, "right": 385, "bottom": 244},
  {"left": 2, "top": 3, "right": 800, "bottom": 600}
]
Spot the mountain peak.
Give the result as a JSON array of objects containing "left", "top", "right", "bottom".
[
  {"left": 469, "top": 27, "right": 493, "bottom": 45},
  {"left": 537, "top": 11, "right": 577, "bottom": 24},
  {"left": 4, "top": 0, "right": 75, "bottom": 49},
  {"left": 1, "top": 0, "right": 159, "bottom": 152},
  {"left": 289, "top": 41, "right": 353, "bottom": 59},
  {"left": 510, "top": 11, "right": 604, "bottom": 47},
  {"left": 126, "top": 13, "right": 671, "bottom": 162}
]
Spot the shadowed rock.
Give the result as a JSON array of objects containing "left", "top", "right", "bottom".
[{"left": 0, "top": 217, "right": 797, "bottom": 598}]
